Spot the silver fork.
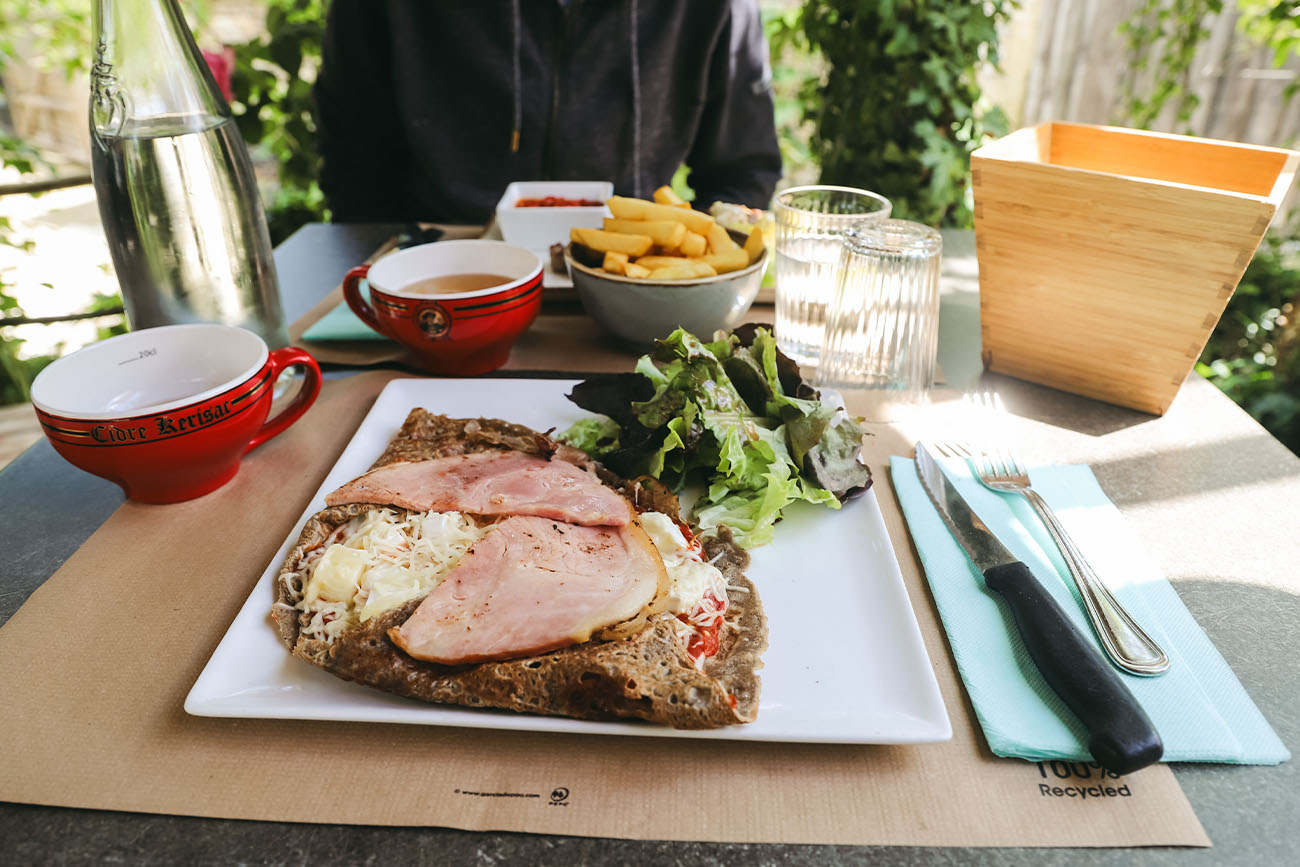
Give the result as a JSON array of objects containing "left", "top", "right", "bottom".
[{"left": 938, "top": 393, "right": 1170, "bottom": 676}]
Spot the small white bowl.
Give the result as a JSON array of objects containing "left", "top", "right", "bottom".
[
  {"left": 494, "top": 181, "right": 614, "bottom": 250},
  {"left": 567, "top": 246, "right": 767, "bottom": 345}
]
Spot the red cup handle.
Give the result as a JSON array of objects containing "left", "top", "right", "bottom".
[
  {"left": 245, "top": 347, "right": 322, "bottom": 453},
  {"left": 342, "top": 264, "right": 390, "bottom": 337}
]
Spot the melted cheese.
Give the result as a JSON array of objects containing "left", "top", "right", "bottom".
[
  {"left": 298, "top": 508, "right": 488, "bottom": 640},
  {"left": 639, "top": 511, "right": 728, "bottom": 616},
  {"left": 295, "top": 507, "right": 728, "bottom": 648}
]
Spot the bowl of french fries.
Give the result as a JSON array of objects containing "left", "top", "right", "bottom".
[{"left": 566, "top": 187, "right": 767, "bottom": 345}]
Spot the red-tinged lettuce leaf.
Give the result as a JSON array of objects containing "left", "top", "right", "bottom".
[
  {"left": 566, "top": 373, "right": 655, "bottom": 429},
  {"left": 732, "top": 322, "right": 818, "bottom": 401},
  {"left": 804, "top": 412, "right": 872, "bottom": 501}
]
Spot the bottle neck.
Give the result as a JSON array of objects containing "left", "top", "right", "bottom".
[{"left": 91, "top": 0, "right": 228, "bottom": 142}]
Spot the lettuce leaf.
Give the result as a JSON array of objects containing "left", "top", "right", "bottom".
[
  {"left": 561, "top": 417, "right": 621, "bottom": 455},
  {"left": 562, "top": 326, "right": 871, "bottom": 547}
]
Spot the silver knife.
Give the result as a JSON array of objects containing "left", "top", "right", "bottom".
[{"left": 914, "top": 441, "right": 1163, "bottom": 775}]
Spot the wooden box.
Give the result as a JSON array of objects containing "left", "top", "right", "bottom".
[{"left": 971, "top": 122, "right": 1299, "bottom": 415}]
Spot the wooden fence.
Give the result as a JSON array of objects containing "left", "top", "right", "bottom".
[
  {"left": 984, "top": 0, "right": 1300, "bottom": 143},
  {"left": 982, "top": 0, "right": 1300, "bottom": 218}
]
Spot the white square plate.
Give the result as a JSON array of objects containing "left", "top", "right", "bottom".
[{"left": 186, "top": 379, "right": 951, "bottom": 744}]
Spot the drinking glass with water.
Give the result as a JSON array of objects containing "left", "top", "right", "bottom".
[
  {"left": 814, "top": 220, "right": 943, "bottom": 402},
  {"left": 772, "top": 186, "right": 891, "bottom": 369}
]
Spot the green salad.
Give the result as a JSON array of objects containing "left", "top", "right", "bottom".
[{"left": 562, "top": 325, "right": 871, "bottom": 547}]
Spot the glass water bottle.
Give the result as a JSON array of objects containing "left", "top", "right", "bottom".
[{"left": 89, "top": 0, "right": 289, "bottom": 348}]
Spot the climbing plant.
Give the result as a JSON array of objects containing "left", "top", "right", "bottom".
[
  {"left": 1118, "top": 1, "right": 1300, "bottom": 454},
  {"left": 1117, "top": 0, "right": 1224, "bottom": 131}
]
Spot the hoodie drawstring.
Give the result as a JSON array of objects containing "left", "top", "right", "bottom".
[
  {"left": 629, "top": 0, "right": 642, "bottom": 197},
  {"left": 510, "top": 0, "right": 522, "bottom": 152}
]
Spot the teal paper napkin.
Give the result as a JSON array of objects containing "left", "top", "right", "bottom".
[
  {"left": 890, "top": 455, "right": 1289, "bottom": 765},
  {"left": 302, "top": 285, "right": 393, "bottom": 342}
]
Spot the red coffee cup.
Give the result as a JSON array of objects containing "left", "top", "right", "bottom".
[
  {"left": 30, "top": 324, "right": 321, "bottom": 504},
  {"left": 342, "top": 239, "right": 543, "bottom": 375}
]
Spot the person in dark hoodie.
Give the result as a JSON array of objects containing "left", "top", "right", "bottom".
[{"left": 314, "top": 0, "right": 783, "bottom": 224}]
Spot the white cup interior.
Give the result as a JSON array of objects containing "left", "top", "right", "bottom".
[
  {"left": 30, "top": 324, "right": 268, "bottom": 419},
  {"left": 368, "top": 239, "right": 542, "bottom": 299}
]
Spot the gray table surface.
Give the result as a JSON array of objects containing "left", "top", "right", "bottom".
[{"left": 3, "top": 223, "right": 1296, "bottom": 866}]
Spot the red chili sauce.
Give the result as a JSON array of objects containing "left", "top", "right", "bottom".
[
  {"left": 680, "top": 589, "right": 726, "bottom": 663},
  {"left": 515, "top": 196, "right": 605, "bottom": 208}
]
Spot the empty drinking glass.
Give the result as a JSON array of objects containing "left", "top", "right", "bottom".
[
  {"left": 772, "top": 185, "right": 891, "bottom": 369},
  {"left": 815, "top": 220, "right": 942, "bottom": 401}
]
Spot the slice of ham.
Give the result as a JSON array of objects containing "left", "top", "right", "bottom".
[
  {"left": 325, "top": 451, "right": 630, "bottom": 527},
  {"left": 389, "top": 515, "right": 668, "bottom": 664}
]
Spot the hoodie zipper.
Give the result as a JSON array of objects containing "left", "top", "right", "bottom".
[{"left": 544, "top": 1, "right": 571, "bottom": 179}]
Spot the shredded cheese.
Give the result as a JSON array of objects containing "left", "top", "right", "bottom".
[
  {"left": 293, "top": 508, "right": 488, "bottom": 642},
  {"left": 285, "top": 506, "right": 733, "bottom": 662},
  {"left": 639, "top": 513, "right": 728, "bottom": 614},
  {"left": 638, "top": 511, "right": 731, "bottom": 665}
]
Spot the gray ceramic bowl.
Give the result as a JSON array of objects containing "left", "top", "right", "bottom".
[{"left": 566, "top": 245, "right": 767, "bottom": 345}]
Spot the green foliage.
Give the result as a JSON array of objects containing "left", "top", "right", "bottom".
[
  {"left": 769, "top": 0, "right": 1013, "bottom": 228},
  {"left": 763, "top": 6, "right": 821, "bottom": 187},
  {"left": 0, "top": 7, "right": 124, "bottom": 405},
  {"left": 0, "top": 0, "right": 332, "bottom": 245},
  {"left": 0, "top": 130, "right": 50, "bottom": 177},
  {"left": 1119, "top": 2, "right": 1300, "bottom": 454},
  {"left": 0, "top": 0, "right": 93, "bottom": 79},
  {"left": 0, "top": 330, "right": 56, "bottom": 405},
  {"left": 1118, "top": 0, "right": 1224, "bottom": 131},
  {"left": 1198, "top": 229, "right": 1300, "bottom": 453},
  {"left": 0, "top": 269, "right": 56, "bottom": 404},
  {"left": 0, "top": 131, "right": 48, "bottom": 403},
  {"left": 1239, "top": 0, "right": 1300, "bottom": 96},
  {"left": 88, "top": 290, "right": 128, "bottom": 340},
  {"left": 228, "top": 0, "right": 331, "bottom": 244}
]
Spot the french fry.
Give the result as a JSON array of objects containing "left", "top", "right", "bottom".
[
  {"left": 743, "top": 225, "right": 765, "bottom": 264},
  {"left": 606, "top": 195, "right": 653, "bottom": 220},
  {"left": 624, "top": 262, "right": 652, "bottom": 278},
  {"left": 634, "top": 255, "right": 692, "bottom": 269},
  {"left": 570, "top": 227, "right": 653, "bottom": 257},
  {"left": 603, "top": 218, "right": 686, "bottom": 249},
  {"left": 693, "top": 249, "right": 750, "bottom": 275},
  {"left": 678, "top": 230, "right": 707, "bottom": 258},
  {"left": 649, "top": 262, "right": 717, "bottom": 281},
  {"left": 607, "top": 196, "right": 715, "bottom": 235},
  {"left": 602, "top": 251, "right": 629, "bottom": 275},
  {"left": 652, "top": 185, "right": 687, "bottom": 206},
  {"left": 706, "top": 223, "right": 741, "bottom": 253}
]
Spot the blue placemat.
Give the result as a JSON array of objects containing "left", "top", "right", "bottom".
[{"left": 891, "top": 454, "right": 1289, "bottom": 765}]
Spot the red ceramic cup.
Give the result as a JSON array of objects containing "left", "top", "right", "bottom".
[
  {"left": 30, "top": 323, "right": 321, "bottom": 504},
  {"left": 342, "top": 239, "right": 543, "bottom": 375}
]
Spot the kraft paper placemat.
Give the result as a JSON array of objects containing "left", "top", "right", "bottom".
[{"left": 0, "top": 372, "right": 1208, "bottom": 847}]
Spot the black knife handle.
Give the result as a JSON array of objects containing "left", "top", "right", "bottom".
[{"left": 984, "top": 561, "right": 1164, "bottom": 775}]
